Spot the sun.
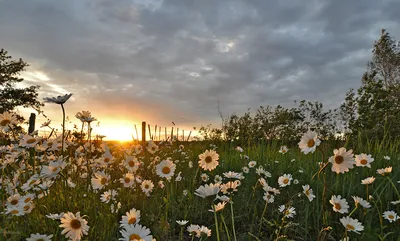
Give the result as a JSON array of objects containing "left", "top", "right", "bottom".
[{"left": 95, "top": 121, "right": 140, "bottom": 142}]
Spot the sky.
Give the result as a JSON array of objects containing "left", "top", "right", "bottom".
[{"left": 1, "top": 0, "right": 399, "bottom": 140}]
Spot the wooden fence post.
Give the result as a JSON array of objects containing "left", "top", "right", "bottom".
[
  {"left": 142, "top": 121, "right": 146, "bottom": 143},
  {"left": 28, "top": 113, "right": 36, "bottom": 135}
]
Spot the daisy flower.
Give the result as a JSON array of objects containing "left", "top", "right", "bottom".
[
  {"left": 298, "top": 131, "right": 321, "bottom": 154},
  {"left": 242, "top": 166, "right": 249, "bottom": 173},
  {"left": 26, "top": 233, "right": 53, "bottom": 241},
  {"left": 140, "top": 180, "right": 154, "bottom": 196},
  {"left": 101, "top": 190, "right": 118, "bottom": 203},
  {"left": 198, "top": 150, "right": 219, "bottom": 171},
  {"left": 340, "top": 216, "right": 364, "bottom": 234},
  {"left": 352, "top": 196, "right": 371, "bottom": 209},
  {"left": 200, "top": 173, "right": 209, "bottom": 182},
  {"left": 176, "top": 220, "right": 188, "bottom": 226},
  {"left": 223, "top": 171, "right": 244, "bottom": 180},
  {"left": 279, "top": 146, "right": 289, "bottom": 154},
  {"left": 91, "top": 171, "right": 110, "bottom": 190},
  {"left": 120, "top": 208, "right": 141, "bottom": 228},
  {"left": 376, "top": 166, "right": 392, "bottom": 176},
  {"left": 302, "top": 185, "right": 316, "bottom": 202},
  {"left": 187, "top": 224, "right": 200, "bottom": 236},
  {"left": 278, "top": 174, "right": 293, "bottom": 187},
  {"left": 209, "top": 201, "right": 227, "bottom": 212},
  {"left": 19, "top": 135, "right": 41, "bottom": 148},
  {"left": 147, "top": 141, "right": 159, "bottom": 154},
  {"left": 155, "top": 159, "right": 176, "bottom": 180},
  {"left": 124, "top": 155, "right": 140, "bottom": 173},
  {"left": 235, "top": 146, "right": 243, "bottom": 152},
  {"left": 329, "top": 147, "right": 355, "bottom": 174},
  {"left": 355, "top": 153, "right": 374, "bottom": 168},
  {"left": 46, "top": 212, "right": 65, "bottom": 220},
  {"left": 75, "top": 111, "right": 97, "bottom": 123},
  {"left": 119, "top": 224, "right": 153, "bottom": 241},
  {"left": 330, "top": 195, "right": 349, "bottom": 214},
  {"left": 220, "top": 180, "right": 240, "bottom": 195},
  {"left": 120, "top": 173, "right": 135, "bottom": 188},
  {"left": 278, "top": 205, "right": 296, "bottom": 218},
  {"left": 194, "top": 183, "right": 220, "bottom": 199},
  {"left": 248, "top": 161, "right": 257, "bottom": 168},
  {"left": 158, "top": 180, "right": 165, "bottom": 189},
  {"left": 214, "top": 175, "right": 223, "bottom": 184},
  {"left": 43, "top": 93, "right": 73, "bottom": 104},
  {"left": 0, "top": 111, "right": 18, "bottom": 131},
  {"left": 383, "top": 156, "right": 391, "bottom": 160},
  {"left": 59, "top": 212, "right": 89, "bottom": 241},
  {"left": 383, "top": 210, "right": 399, "bottom": 223},
  {"left": 361, "top": 176, "right": 375, "bottom": 185},
  {"left": 263, "top": 192, "right": 275, "bottom": 203},
  {"left": 196, "top": 226, "right": 211, "bottom": 238}
]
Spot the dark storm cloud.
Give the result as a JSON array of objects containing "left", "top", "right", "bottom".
[{"left": 1, "top": 0, "right": 399, "bottom": 127}]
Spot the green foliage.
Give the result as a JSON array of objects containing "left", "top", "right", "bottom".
[{"left": 0, "top": 48, "right": 43, "bottom": 114}]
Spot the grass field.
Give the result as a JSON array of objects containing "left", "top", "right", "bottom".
[{"left": 1, "top": 130, "right": 400, "bottom": 241}]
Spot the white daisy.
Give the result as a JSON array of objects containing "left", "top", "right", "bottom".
[
  {"left": 298, "top": 131, "right": 321, "bottom": 154},
  {"left": 340, "top": 216, "right": 364, "bottom": 234},
  {"left": 355, "top": 153, "right": 374, "bottom": 168},
  {"left": 198, "top": 150, "right": 219, "bottom": 171},
  {"left": 329, "top": 147, "right": 355, "bottom": 174},
  {"left": 155, "top": 159, "right": 176, "bottom": 180},
  {"left": 376, "top": 166, "right": 392, "bottom": 176},
  {"left": 279, "top": 146, "right": 289, "bottom": 154},
  {"left": 140, "top": 180, "right": 154, "bottom": 196},
  {"left": 361, "top": 177, "right": 375, "bottom": 185},
  {"left": 278, "top": 174, "right": 293, "bottom": 187},
  {"left": 248, "top": 161, "right": 257, "bottom": 168},
  {"left": 302, "top": 185, "right": 316, "bottom": 202},
  {"left": 194, "top": 183, "right": 220, "bottom": 199},
  {"left": 383, "top": 210, "right": 399, "bottom": 223},
  {"left": 329, "top": 195, "right": 349, "bottom": 214},
  {"left": 91, "top": 171, "right": 110, "bottom": 190},
  {"left": 352, "top": 196, "right": 371, "bottom": 209},
  {"left": 26, "top": 233, "right": 53, "bottom": 241},
  {"left": 119, "top": 224, "right": 153, "bottom": 241},
  {"left": 59, "top": 212, "right": 89, "bottom": 241},
  {"left": 223, "top": 171, "right": 244, "bottom": 180},
  {"left": 278, "top": 205, "right": 296, "bottom": 218},
  {"left": 120, "top": 173, "right": 135, "bottom": 188},
  {"left": 120, "top": 208, "right": 141, "bottom": 228}
]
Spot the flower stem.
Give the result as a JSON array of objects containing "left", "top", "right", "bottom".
[
  {"left": 213, "top": 204, "right": 221, "bottom": 241},
  {"left": 258, "top": 201, "right": 268, "bottom": 235},
  {"left": 230, "top": 200, "right": 237, "bottom": 241},
  {"left": 386, "top": 176, "right": 400, "bottom": 199},
  {"left": 61, "top": 104, "right": 65, "bottom": 160}
]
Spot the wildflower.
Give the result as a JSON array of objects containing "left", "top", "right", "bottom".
[
  {"left": 263, "top": 192, "right": 275, "bottom": 203},
  {"left": 26, "top": 233, "right": 53, "bottom": 241},
  {"left": 302, "top": 185, "right": 316, "bottom": 202},
  {"left": 196, "top": 226, "right": 211, "bottom": 238},
  {"left": 175, "top": 172, "right": 182, "bottom": 181},
  {"left": 248, "top": 161, "right": 257, "bottom": 168},
  {"left": 75, "top": 111, "right": 97, "bottom": 123},
  {"left": 223, "top": 171, "right": 244, "bottom": 180},
  {"left": 46, "top": 212, "right": 65, "bottom": 220},
  {"left": 242, "top": 166, "right": 249, "bottom": 173},
  {"left": 19, "top": 135, "right": 41, "bottom": 148},
  {"left": 330, "top": 195, "right": 349, "bottom": 214},
  {"left": 155, "top": 159, "right": 176, "bottom": 180},
  {"left": 214, "top": 175, "right": 223, "bottom": 184},
  {"left": 383, "top": 156, "right": 391, "bottom": 160},
  {"left": 120, "top": 208, "right": 141, "bottom": 228},
  {"left": 390, "top": 200, "right": 400, "bottom": 205},
  {"left": 198, "top": 150, "right": 219, "bottom": 171},
  {"left": 194, "top": 183, "right": 220, "bottom": 199},
  {"left": 183, "top": 190, "right": 188, "bottom": 196},
  {"left": 298, "top": 131, "right": 321, "bottom": 154},
  {"left": 124, "top": 155, "right": 140, "bottom": 173},
  {"left": 101, "top": 190, "right": 118, "bottom": 204},
  {"left": 279, "top": 146, "right": 289, "bottom": 154},
  {"left": 361, "top": 177, "right": 375, "bottom": 185},
  {"left": 383, "top": 211, "right": 399, "bottom": 223},
  {"left": 188, "top": 161, "right": 193, "bottom": 168},
  {"left": 340, "top": 216, "right": 364, "bottom": 234},
  {"left": 140, "top": 180, "right": 154, "bottom": 196},
  {"left": 329, "top": 147, "right": 355, "bottom": 174},
  {"left": 278, "top": 174, "right": 293, "bottom": 187},
  {"left": 293, "top": 179, "right": 299, "bottom": 184},
  {"left": 278, "top": 205, "right": 296, "bottom": 218},
  {"left": 120, "top": 173, "right": 135, "bottom": 188},
  {"left": 235, "top": 146, "right": 244, "bottom": 152},
  {"left": 201, "top": 173, "right": 209, "bottom": 182},
  {"left": 147, "top": 141, "right": 159, "bottom": 154},
  {"left": 43, "top": 93, "right": 73, "bottom": 104},
  {"left": 119, "top": 224, "right": 153, "bottom": 241},
  {"left": 158, "top": 180, "right": 165, "bottom": 189},
  {"left": 59, "top": 212, "right": 89, "bottom": 241},
  {"left": 176, "top": 220, "right": 188, "bottom": 226},
  {"left": 91, "top": 171, "right": 110, "bottom": 190},
  {"left": 352, "top": 196, "right": 371, "bottom": 209},
  {"left": 0, "top": 111, "right": 18, "bottom": 131},
  {"left": 355, "top": 153, "right": 374, "bottom": 168},
  {"left": 187, "top": 224, "right": 200, "bottom": 236},
  {"left": 209, "top": 201, "right": 227, "bottom": 212},
  {"left": 220, "top": 180, "right": 240, "bottom": 195},
  {"left": 376, "top": 166, "right": 392, "bottom": 176}
]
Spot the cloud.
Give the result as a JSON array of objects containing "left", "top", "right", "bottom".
[{"left": 1, "top": 0, "right": 399, "bottom": 133}]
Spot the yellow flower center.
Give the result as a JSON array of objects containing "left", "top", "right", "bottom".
[
  {"left": 388, "top": 214, "right": 394, "bottom": 219},
  {"left": 346, "top": 224, "right": 355, "bottom": 230},
  {"left": 100, "top": 178, "right": 107, "bottom": 185},
  {"left": 307, "top": 139, "right": 315, "bottom": 147},
  {"left": 70, "top": 219, "right": 82, "bottom": 229},
  {"left": 0, "top": 119, "right": 11, "bottom": 126},
  {"left": 283, "top": 178, "right": 289, "bottom": 184},
  {"left": 104, "top": 158, "right": 110, "bottom": 163},
  {"left": 144, "top": 185, "right": 149, "bottom": 189},
  {"left": 162, "top": 166, "right": 171, "bottom": 174},
  {"left": 52, "top": 167, "right": 59, "bottom": 172},
  {"left": 37, "top": 239, "right": 45, "bottom": 241},
  {"left": 29, "top": 180, "right": 37, "bottom": 185},
  {"left": 128, "top": 161, "right": 135, "bottom": 167},
  {"left": 11, "top": 210, "right": 19, "bottom": 215},
  {"left": 23, "top": 205, "right": 30, "bottom": 211},
  {"left": 360, "top": 159, "right": 368, "bottom": 165},
  {"left": 128, "top": 217, "right": 137, "bottom": 224},
  {"left": 10, "top": 199, "right": 18, "bottom": 205},
  {"left": 26, "top": 138, "right": 37, "bottom": 144},
  {"left": 305, "top": 190, "right": 310, "bottom": 196},
  {"left": 334, "top": 203, "right": 341, "bottom": 210},
  {"left": 124, "top": 178, "right": 131, "bottom": 183},
  {"left": 24, "top": 198, "right": 31, "bottom": 203},
  {"left": 129, "top": 234, "right": 141, "bottom": 240},
  {"left": 205, "top": 156, "right": 213, "bottom": 163},
  {"left": 334, "top": 156, "right": 344, "bottom": 164}
]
